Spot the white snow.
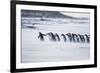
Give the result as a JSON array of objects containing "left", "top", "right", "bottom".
[{"left": 21, "top": 20, "right": 90, "bottom": 63}]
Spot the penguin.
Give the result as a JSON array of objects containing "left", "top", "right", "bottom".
[
  {"left": 61, "top": 34, "right": 67, "bottom": 42},
  {"left": 38, "top": 32, "right": 45, "bottom": 41},
  {"left": 46, "top": 32, "right": 56, "bottom": 41},
  {"left": 55, "top": 33, "right": 60, "bottom": 41},
  {"left": 85, "top": 34, "right": 90, "bottom": 43},
  {"left": 78, "top": 34, "right": 85, "bottom": 43},
  {"left": 72, "top": 33, "right": 79, "bottom": 42},
  {"left": 66, "top": 33, "right": 72, "bottom": 42}
]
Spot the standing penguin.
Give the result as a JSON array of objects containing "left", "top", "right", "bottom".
[
  {"left": 72, "top": 33, "right": 79, "bottom": 42},
  {"left": 46, "top": 32, "right": 56, "bottom": 41},
  {"left": 55, "top": 33, "right": 60, "bottom": 41},
  {"left": 61, "top": 34, "right": 67, "bottom": 42},
  {"left": 38, "top": 32, "right": 45, "bottom": 41},
  {"left": 66, "top": 33, "right": 72, "bottom": 42},
  {"left": 85, "top": 34, "right": 90, "bottom": 43},
  {"left": 78, "top": 34, "right": 85, "bottom": 43}
]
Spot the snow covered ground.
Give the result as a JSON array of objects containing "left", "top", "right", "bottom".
[{"left": 21, "top": 11, "right": 90, "bottom": 63}]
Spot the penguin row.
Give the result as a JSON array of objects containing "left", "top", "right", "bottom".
[{"left": 38, "top": 32, "right": 90, "bottom": 43}]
